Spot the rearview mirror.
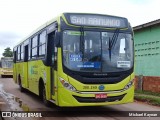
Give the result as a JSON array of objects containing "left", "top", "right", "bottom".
[{"left": 54, "top": 31, "right": 60, "bottom": 47}]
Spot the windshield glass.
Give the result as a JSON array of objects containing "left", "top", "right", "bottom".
[
  {"left": 63, "top": 30, "right": 133, "bottom": 72},
  {"left": 1, "top": 59, "right": 13, "bottom": 68}
]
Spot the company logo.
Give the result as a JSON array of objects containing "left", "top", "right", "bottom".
[
  {"left": 99, "top": 85, "right": 105, "bottom": 90},
  {"left": 2, "top": 112, "right": 42, "bottom": 118},
  {"left": 2, "top": 112, "right": 11, "bottom": 117}
]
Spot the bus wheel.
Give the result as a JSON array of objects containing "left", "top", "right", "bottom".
[
  {"left": 19, "top": 76, "right": 25, "bottom": 92},
  {"left": 19, "top": 82, "right": 25, "bottom": 92},
  {"left": 42, "top": 85, "right": 50, "bottom": 107}
]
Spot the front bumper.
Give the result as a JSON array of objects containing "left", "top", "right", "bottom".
[{"left": 57, "top": 85, "right": 134, "bottom": 107}]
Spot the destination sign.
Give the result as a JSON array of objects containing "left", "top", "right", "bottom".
[{"left": 65, "top": 14, "right": 128, "bottom": 28}]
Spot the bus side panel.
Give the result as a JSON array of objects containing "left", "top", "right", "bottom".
[
  {"left": 28, "top": 61, "right": 39, "bottom": 95},
  {"left": 16, "top": 62, "right": 24, "bottom": 86},
  {"left": 28, "top": 60, "right": 49, "bottom": 96},
  {"left": 38, "top": 60, "right": 51, "bottom": 100},
  {"left": 52, "top": 70, "right": 58, "bottom": 105},
  {"left": 24, "top": 62, "right": 28, "bottom": 88},
  {"left": 13, "top": 64, "right": 17, "bottom": 83},
  {"left": 45, "top": 66, "right": 51, "bottom": 101}
]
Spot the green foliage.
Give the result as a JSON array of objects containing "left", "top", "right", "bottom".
[
  {"left": 135, "top": 90, "right": 160, "bottom": 97},
  {"left": 2, "top": 47, "right": 13, "bottom": 57},
  {"left": 135, "top": 90, "right": 160, "bottom": 106},
  {"left": 134, "top": 95, "right": 160, "bottom": 106}
]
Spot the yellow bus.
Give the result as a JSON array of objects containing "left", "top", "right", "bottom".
[
  {"left": 13, "top": 13, "right": 134, "bottom": 107},
  {"left": 0, "top": 57, "right": 13, "bottom": 77}
]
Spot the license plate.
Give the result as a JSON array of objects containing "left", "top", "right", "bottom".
[{"left": 95, "top": 94, "right": 107, "bottom": 99}]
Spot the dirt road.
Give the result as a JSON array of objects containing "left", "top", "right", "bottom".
[{"left": 0, "top": 77, "right": 160, "bottom": 120}]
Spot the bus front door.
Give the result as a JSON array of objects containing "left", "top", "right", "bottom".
[{"left": 48, "top": 32, "right": 57, "bottom": 103}]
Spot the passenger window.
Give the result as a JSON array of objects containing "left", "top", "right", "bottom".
[
  {"left": 31, "top": 36, "right": 38, "bottom": 58},
  {"left": 32, "top": 36, "right": 38, "bottom": 48},
  {"left": 17, "top": 46, "right": 21, "bottom": 61},
  {"left": 39, "top": 31, "right": 46, "bottom": 56},
  {"left": 21, "top": 44, "right": 24, "bottom": 60}
]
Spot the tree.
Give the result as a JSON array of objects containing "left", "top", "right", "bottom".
[{"left": 2, "top": 47, "right": 13, "bottom": 57}]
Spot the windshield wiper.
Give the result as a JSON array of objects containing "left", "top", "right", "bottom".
[
  {"left": 80, "top": 26, "right": 84, "bottom": 59},
  {"left": 108, "top": 28, "right": 119, "bottom": 60}
]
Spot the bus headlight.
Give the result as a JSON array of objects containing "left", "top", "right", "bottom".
[
  {"left": 59, "top": 77, "right": 77, "bottom": 92},
  {"left": 124, "top": 80, "right": 133, "bottom": 90}
]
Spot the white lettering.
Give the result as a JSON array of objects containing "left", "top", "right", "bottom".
[
  {"left": 70, "top": 15, "right": 123, "bottom": 27},
  {"left": 70, "top": 16, "right": 77, "bottom": 24},
  {"left": 128, "top": 113, "right": 144, "bottom": 117},
  {"left": 71, "top": 16, "right": 85, "bottom": 25}
]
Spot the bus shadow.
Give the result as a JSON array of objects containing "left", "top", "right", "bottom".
[{"left": 47, "top": 106, "right": 125, "bottom": 117}]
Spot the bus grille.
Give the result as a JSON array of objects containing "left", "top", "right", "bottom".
[{"left": 73, "top": 94, "right": 126, "bottom": 103}]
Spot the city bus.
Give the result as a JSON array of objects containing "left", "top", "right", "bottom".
[
  {"left": 0, "top": 57, "right": 13, "bottom": 77},
  {"left": 13, "top": 13, "right": 134, "bottom": 107}
]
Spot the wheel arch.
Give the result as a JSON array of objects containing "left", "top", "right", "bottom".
[
  {"left": 39, "top": 77, "right": 44, "bottom": 98},
  {"left": 18, "top": 74, "right": 21, "bottom": 85}
]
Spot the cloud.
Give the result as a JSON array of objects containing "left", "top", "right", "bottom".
[
  {"left": 127, "top": 0, "right": 152, "bottom": 5},
  {"left": 0, "top": 31, "right": 22, "bottom": 57},
  {"left": 0, "top": 31, "right": 22, "bottom": 46}
]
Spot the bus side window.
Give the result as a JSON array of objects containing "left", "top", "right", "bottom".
[
  {"left": 31, "top": 36, "right": 38, "bottom": 59},
  {"left": 17, "top": 46, "right": 21, "bottom": 61},
  {"left": 21, "top": 44, "right": 24, "bottom": 61},
  {"left": 39, "top": 31, "right": 46, "bottom": 57}
]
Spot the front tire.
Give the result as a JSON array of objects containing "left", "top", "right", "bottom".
[{"left": 42, "top": 85, "right": 50, "bottom": 107}]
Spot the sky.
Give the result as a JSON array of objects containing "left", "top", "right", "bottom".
[{"left": 0, "top": 0, "right": 160, "bottom": 57}]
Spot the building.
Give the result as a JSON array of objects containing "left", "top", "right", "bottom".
[{"left": 133, "top": 19, "right": 160, "bottom": 93}]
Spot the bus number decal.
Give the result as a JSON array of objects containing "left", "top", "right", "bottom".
[{"left": 83, "top": 86, "right": 97, "bottom": 89}]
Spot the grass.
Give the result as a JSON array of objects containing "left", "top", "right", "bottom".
[
  {"left": 134, "top": 95, "right": 160, "bottom": 106},
  {"left": 134, "top": 90, "right": 160, "bottom": 106},
  {"left": 135, "top": 89, "right": 160, "bottom": 97}
]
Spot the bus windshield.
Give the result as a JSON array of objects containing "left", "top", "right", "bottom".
[
  {"left": 63, "top": 30, "right": 133, "bottom": 72},
  {"left": 1, "top": 59, "right": 13, "bottom": 68}
]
